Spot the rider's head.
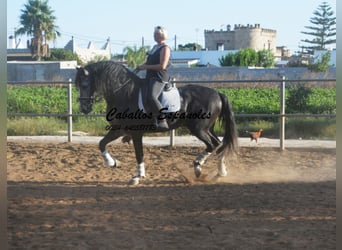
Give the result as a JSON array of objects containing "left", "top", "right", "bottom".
[{"left": 154, "top": 26, "right": 168, "bottom": 42}]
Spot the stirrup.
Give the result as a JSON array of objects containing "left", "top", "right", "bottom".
[{"left": 155, "top": 119, "right": 169, "bottom": 131}]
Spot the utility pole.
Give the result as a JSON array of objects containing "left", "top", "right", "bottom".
[{"left": 174, "top": 34, "right": 177, "bottom": 51}]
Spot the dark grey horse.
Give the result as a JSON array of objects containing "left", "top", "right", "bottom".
[{"left": 75, "top": 61, "right": 238, "bottom": 184}]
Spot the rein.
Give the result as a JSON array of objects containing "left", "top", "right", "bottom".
[{"left": 110, "top": 79, "right": 131, "bottom": 95}]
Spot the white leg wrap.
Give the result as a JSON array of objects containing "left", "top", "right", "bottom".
[
  {"left": 136, "top": 162, "right": 145, "bottom": 177},
  {"left": 102, "top": 151, "right": 116, "bottom": 167},
  {"left": 195, "top": 150, "right": 212, "bottom": 165},
  {"left": 130, "top": 162, "right": 145, "bottom": 185},
  {"left": 218, "top": 156, "right": 228, "bottom": 177}
]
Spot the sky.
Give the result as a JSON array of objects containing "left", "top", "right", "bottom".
[{"left": 7, "top": 0, "right": 336, "bottom": 55}]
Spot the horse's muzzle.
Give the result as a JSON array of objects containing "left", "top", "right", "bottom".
[{"left": 79, "top": 96, "right": 94, "bottom": 114}]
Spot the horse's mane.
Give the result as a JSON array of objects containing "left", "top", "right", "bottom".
[{"left": 85, "top": 61, "right": 141, "bottom": 98}]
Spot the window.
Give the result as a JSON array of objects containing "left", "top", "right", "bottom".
[{"left": 217, "top": 43, "right": 224, "bottom": 51}]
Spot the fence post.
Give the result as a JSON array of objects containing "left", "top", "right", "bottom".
[
  {"left": 67, "top": 78, "right": 73, "bottom": 142},
  {"left": 280, "top": 76, "right": 286, "bottom": 150},
  {"left": 169, "top": 79, "right": 176, "bottom": 147}
]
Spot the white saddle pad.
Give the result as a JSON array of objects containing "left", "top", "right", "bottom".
[{"left": 138, "top": 87, "right": 181, "bottom": 113}]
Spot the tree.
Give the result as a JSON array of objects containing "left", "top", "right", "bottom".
[
  {"left": 219, "top": 48, "right": 274, "bottom": 68},
  {"left": 219, "top": 52, "right": 235, "bottom": 66},
  {"left": 235, "top": 48, "right": 258, "bottom": 66},
  {"left": 308, "top": 51, "right": 331, "bottom": 72},
  {"left": 257, "top": 50, "right": 274, "bottom": 68},
  {"left": 123, "top": 46, "right": 148, "bottom": 68},
  {"left": 300, "top": 1, "right": 336, "bottom": 54},
  {"left": 177, "top": 43, "right": 202, "bottom": 51},
  {"left": 15, "top": 0, "right": 60, "bottom": 61},
  {"left": 45, "top": 48, "right": 83, "bottom": 65}
]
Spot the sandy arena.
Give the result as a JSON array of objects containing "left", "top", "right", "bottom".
[{"left": 7, "top": 137, "right": 336, "bottom": 249}]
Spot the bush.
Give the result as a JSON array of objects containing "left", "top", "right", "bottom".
[
  {"left": 286, "top": 85, "right": 336, "bottom": 114},
  {"left": 219, "top": 48, "right": 274, "bottom": 67},
  {"left": 7, "top": 85, "right": 107, "bottom": 118},
  {"left": 7, "top": 84, "right": 336, "bottom": 139}
]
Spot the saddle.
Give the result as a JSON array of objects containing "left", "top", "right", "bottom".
[{"left": 138, "top": 79, "right": 181, "bottom": 113}]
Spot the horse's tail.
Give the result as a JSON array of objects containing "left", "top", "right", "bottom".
[{"left": 216, "top": 92, "right": 238, "bottom": 155}]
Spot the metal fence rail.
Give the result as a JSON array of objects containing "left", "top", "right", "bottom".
[{"left": 7, "top": 78, "right": 336, "bottom": 150}]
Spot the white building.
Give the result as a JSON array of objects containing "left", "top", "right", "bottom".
[
  {"left": 170, "top": 50, "right": 238, "bottom": 67},
  {"left": 64, "top": 37, "right": 111, "bottom": 63}
]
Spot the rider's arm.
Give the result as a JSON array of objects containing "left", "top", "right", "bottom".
[{"left": 136, "top": 46, "right": 170, "bottom": 71}]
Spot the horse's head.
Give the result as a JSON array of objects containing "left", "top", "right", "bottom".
[{"left": 75, "top": 66, "right": 95, "bottom": 114}]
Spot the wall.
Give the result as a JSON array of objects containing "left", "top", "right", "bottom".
[
  {"left": 204, "top": 24, "right": 277, "bottom": 52},
  {"left": 7, "top": 62, "right": 336, "bottom": 83},
  {"left": 7, "top": 61, "right": 77, "bottom": 82},
  {"left": 167, "top": 66, "right": 336, "bottom": 81}
]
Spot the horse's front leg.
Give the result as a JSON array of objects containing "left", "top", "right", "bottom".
[
  {"left": 99, "top": 128, "right": 123, "bottom": 167},
  {"left": 129, "top": 132, "right": 145, "bottom": 185}
]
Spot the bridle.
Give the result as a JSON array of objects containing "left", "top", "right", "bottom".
[
  {"left": 77, "top": 73, "right": 95, "bottom": 104},
  {"left": 78, "top": 95, "right": 95, "bottom": 104},
  {"left": 77, "top": 65, "right": 133, "bottom": 105}
]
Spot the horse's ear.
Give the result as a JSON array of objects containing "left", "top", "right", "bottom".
[{"left": 76, "top": 66, "right": 89, "bottom": 76}]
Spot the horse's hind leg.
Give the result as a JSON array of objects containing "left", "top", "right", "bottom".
[
  {"left": 191, "top": 129, "right": 217, "bottom": 177},
  {"left": 192, "top": 126, "right": 227, "bottom": 177},
  {"left": 209, "top": 128, "right": 228, "bottom": 176},
  {"left": 209, "top": 126, "right": 222, "bottom": 148},
  {"left": 99, "top": 129, "right": 123, "bottom": 167},
  {"left": 129, "top": 132, "right": 145, "bottom": 185}
]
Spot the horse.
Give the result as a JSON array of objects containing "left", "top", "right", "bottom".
[{"left": 75, "top": 61, "right": 238, "bottom": 184}]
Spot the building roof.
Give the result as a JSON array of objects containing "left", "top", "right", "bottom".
[
  {"left": 64, "top": 38, "right": 76, "bottom": 52},
  {"left": 7, "top": 48, "right": 33, "bottom": 61},
  {"left": 171, "top": 50, "right": 238, "bottom": 67}
]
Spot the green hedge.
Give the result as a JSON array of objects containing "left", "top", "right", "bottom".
[
  {"left": 8, "top": 85, "right": 335, "bottom": 116},
  {"left": 218, "top": 87, "right": 336, "bottom": 116},
  {"left": 7, "top": 86, "right": 106, "bottom": 116},
  {"left": 7, "top": 85, "right": 336, "bottom": 138}
]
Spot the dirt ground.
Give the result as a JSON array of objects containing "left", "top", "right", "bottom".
[{"left": 7, "top": 140, "right": 336, "bottom": 249}]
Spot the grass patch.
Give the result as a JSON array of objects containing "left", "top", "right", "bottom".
[
  {"left": 7, "top": 117, "right": 66, "bottom": 136},
  {"left": 212, "top": 117, "right": 335, "bottom": 139},
  {"left": 285, "top": 117, "right": 336, "bottom": 139},
  {"left": 73, "top": 117, "right": 108, "bottom": 136},
  {"left": 7, "top": 116, "right": 336, "bottom": 140}
]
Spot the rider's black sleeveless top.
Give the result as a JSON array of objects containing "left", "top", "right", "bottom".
[{"left": 145, "top": 44, "right": 170, "bottom": 82}]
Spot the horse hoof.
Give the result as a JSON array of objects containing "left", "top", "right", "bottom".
[
  {"left": 218, "top": 169, "right": 228, "bottom": 177},
  {"left": 129, "top": 177, "right": 140, "bottom": 185},
  {"left": 104, "top": 159, "right": 121, "bottom": 168},
  {"left": 194, "top": 165, "right": 202, "bottom": 178},
  {"left": 129, "top": 175, "right": 144, "bottom": 185},
  {"left": 114, "top": 159, "right": 121, "bottom": 167}
]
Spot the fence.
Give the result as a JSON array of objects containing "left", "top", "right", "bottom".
[{"left": 8, "top": 77, "right": 336, "bottom": 150}]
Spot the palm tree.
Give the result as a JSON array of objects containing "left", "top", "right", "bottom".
[
  {"left": 123, "top": 46, "right": 148, "bottom": 68},
  {"left": 15, "top": 0, "right": 60, "bottom": 60}
]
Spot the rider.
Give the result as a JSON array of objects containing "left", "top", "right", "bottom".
[{"left": 136, "top": 26, "right": 171, "bottom": 130}]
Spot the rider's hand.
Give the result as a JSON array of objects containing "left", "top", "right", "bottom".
[{"left": 136, "top": 64, "right": 146, "bottom": 71}]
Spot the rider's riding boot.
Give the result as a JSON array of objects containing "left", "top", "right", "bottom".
[{"left": 155, "top": 117, "right": 169, "bottom": 131}]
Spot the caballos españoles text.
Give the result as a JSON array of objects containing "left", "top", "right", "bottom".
[{"left": 106, "top": 107, "right": 211, "bottom": 122}]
